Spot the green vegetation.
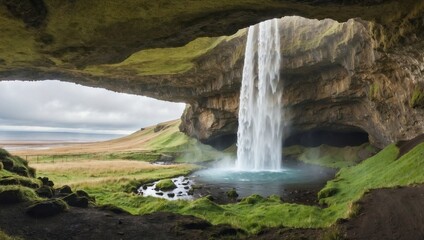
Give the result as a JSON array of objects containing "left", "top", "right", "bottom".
[
  {"left": 410, "top": 87, "right": 424, "bottom": 108},
  {"left": 0, "top": 175, "right": 41, "bottom": 189},
  {"left": 85, "top": 31, "right": 244, "bottom": 76},
  {"left": 285, "top": 143, "right": 378, "bottom": 169},
  {"left": 0, "top": 148, "right": 36, "bottom": 177},
  {"left": 0, "top": 230, "right": 23, "bottom": 240},
  {"left": 89, "top": 143, "right": 424, "bottom": 233},
  {"left": 6, "top": 124, "right": 423, "bottom": 235},
  {"left": 155, "top": 179, "right": 177, "bottom": 191},
  {"left": 369, "top": 82, "right": 380, "bottom": 100},
  {"left": 0, "top": 185, "right": 40, "bottom": 204}
]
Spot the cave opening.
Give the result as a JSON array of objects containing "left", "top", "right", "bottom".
[
  {"left": 283, "top": 128, "right": 370, "bottom": 148},
  {"left": 202, "top": 134, "right": 237, "bottom": 151}
]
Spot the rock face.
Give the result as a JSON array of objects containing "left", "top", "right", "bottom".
[
  {"left": 0, "top": 1, "right": 423, "bottom": 147},
  {"left": 182, "top": 17, "right": 424, "bottom": 148}
]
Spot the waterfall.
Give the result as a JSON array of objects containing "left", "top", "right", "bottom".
[{"left": 236, "top": 19, "right": 283, "bottom": 171}]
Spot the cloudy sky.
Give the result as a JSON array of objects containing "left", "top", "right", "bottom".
[{"left": 0, "top": 80, "right": 186, "bottom": 135}]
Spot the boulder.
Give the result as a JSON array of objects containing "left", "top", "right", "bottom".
[
  {"left": 26, "top": 199, "right": 68, "bottom": 218},
  {"left": 0, "top": 189, "right": 24, "bottom": 204},
  {"left": 36, "top": 186, "right": 54, "bottom": 198},
  {"left": 62, "top": 193, "right": 89, "bottom": 208},
  {"left": 57, "top": 185, "right": 72, "bottom": 194}
]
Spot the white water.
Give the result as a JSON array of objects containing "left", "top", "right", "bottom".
[{"left": 236, "top": 19, "right": 283, "bottom": 171}]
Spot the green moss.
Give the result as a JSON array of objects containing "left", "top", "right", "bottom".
[
  {"left": 0, "top": 176, "right": 42, "bottom": 189},
  {"left": 0, "top": 148, "right": 36, "bottom": 177},
  {"left": 410, "top": 87, "right": 424, "bottom": 108},
  {"left": 369, "top": 82, "right": 380, "bottom": 100},
  {"left": 0, "top": 230, "right": 23, "bottom": 240},
  {"left": 0, "top": 185, "right": 41, "bottom": 204},
  {"left": 155, "top": 179, "right": 177, "bottom": 191},
  {"left": 85, "top": 33, "right": 244, "bottom": 76},
  {"left": 89, "top": 143, "right": 424, "bottom": 233}
]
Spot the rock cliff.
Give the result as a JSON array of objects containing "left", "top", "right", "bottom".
[
  {"left": 0, "top": 0, "right": 423, "bottom": 147},
  {"left": 181, "top": 17, "right": 424, "bottom": 148}
]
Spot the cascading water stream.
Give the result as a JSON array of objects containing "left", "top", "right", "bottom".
[{"left": 236, "top": 19, "right": 283, "bottom": 171}]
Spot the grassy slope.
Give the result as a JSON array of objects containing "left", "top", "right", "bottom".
[
  {"left": 8, "top": 121, "right": 424, "bottom": 234},
  {"left": 92, "top": 143, "right": 424, "bottom": 233},
  {"left": 19, "top": 120, "right": 226, "bottom": 212}
]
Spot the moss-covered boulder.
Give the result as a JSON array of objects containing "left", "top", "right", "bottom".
[
  {"left": 155, "top": 179, "right": 177, "bottom": 191},
  {"left": 38, "top": 177, "right": 54, "bottom": 187},
  {"left": 57, "top": 185, "right": 72, "bottom": 194},
  {"left": 0, "top": 186, "right": 39, "bottom": 204},
  {"left": 226, "top": 188, "right": 239, "bottom": 199},
  {"left": 76, "top": 190, "right": 95, "bottom": 202},
  {"left": 35, "top": 185, "right": 54, "bottom": 198},
  {"left": 0, "top": 148, "right": 35, "bottom": 177},
  {"left": 0, "top": 176, "right": 41, "bottom": 189},
  {"left": 62, "top": 193, "right": 89, "bottom": 208},
  {"left": 26, "top": 199, "right": 68, "bottom": 218}
]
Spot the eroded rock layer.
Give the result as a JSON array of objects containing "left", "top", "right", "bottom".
[
  {"left": 0, "top": 1, "right": 423, "bottom": 147},
  {"left": 181, "top": 17, "right": 424, "bottom": 148}
]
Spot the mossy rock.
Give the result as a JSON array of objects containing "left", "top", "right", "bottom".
[
  {"left": 318, "top": 187, "right": 338, "bottom": 199},
  {"left": 57, "top": 185, "right": 72, "bottom": 194},
  {"left": 38, "top": 177, "right": 54, "bottom": 187},
  {"left": 26, "top": 199, "right": 68, "bottom": 218},
  {"left": 0, "top": 162, "right": 3, "bottom": 170},
  {"left": 62, "top": 193, "right": 89, "bottom": 208},
  {"left": 0, "top": 149, "right": 35, "bottom": 177},
  {"left": 35, "top": 186, "right": 54, "bottom": 198},
  {"left": 0, "top": 186, "right": 39, "bottom": 204},
  {"left": 76, "top": 190, "right": 95, "bottom": 202},
  {"left": 226, "top": 188, "right": 239, "bottom": 198},
  {"left": 155, "top": 179, "right": 177, "bottom": 191},
  {"left": 0, "top": 176, "right": 41, "bottom": 189},
  {"left": 240, "top": 194, "right": 264, "bottom": 205}
]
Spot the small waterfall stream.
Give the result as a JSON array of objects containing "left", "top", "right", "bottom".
[{"left": 236, "top": 19, "right": 283, "bottom": 171}]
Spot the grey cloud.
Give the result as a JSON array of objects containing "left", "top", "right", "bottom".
[{"left": 0, "top": 80, "right": 185, "bottom": 133}]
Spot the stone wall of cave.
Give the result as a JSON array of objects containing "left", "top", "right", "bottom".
[{"left": 180, "top": 17, "right": 424, "bottom": 148}]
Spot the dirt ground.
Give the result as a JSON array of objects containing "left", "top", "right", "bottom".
[
  {"left": 340, "top": 185, "right": 424, "bottom": 240},
  {"left": 0, "top": 203, "right": 244, "bottom": 240}
]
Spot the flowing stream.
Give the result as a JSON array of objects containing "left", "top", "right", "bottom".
[{"left": 236, "top": 19, "right": 283, "bottom": 171}]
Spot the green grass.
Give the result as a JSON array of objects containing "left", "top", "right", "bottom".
[
  {"left": 0, "top": 185, "right": 41, "bottom": 203},
  {"left": 285, "top": 143, "right": 378, "bottom": 169},
  {"left": 87, "top": 143, "right": 424, "bottom": 233},
  {"left": 410, "top": 87, "right": 424, "bottom": 108}
]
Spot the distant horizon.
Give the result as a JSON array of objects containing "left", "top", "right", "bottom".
[{"left": 0, "top": 80, "right": 185, "bottom": 136}]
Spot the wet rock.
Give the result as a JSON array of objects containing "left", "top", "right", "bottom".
[
  {"left": 184, "top": 186, "right": 189, "bottom": 190},
  {"left": 142, "top": 185, "right": 148, "bottom": 190},
  {"left": 156, "top": 192, "right": 164, "bottom": 196},
  {"left": 226, "top": 188, "right": 239, "bottom": 199},
  {"left": 26, "top": 199, "right": 68, "bottom": 218},
  {"left": 158, "top": 154, "right": 174, "bottom": 162},
  {"left": 187, "top": 189, "right": 194, "bottom": 195},
  {"left": 167, "top": 193, "right": 175, "bottom": 198}
]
